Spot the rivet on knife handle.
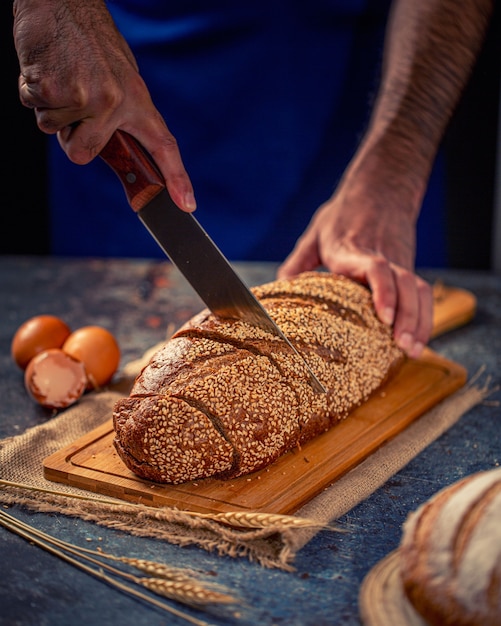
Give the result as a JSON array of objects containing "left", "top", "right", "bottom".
[
  {"left": 99, "top": 130, "right": 164, "bottom": 212},
  {"left": 100, "top": 130, "right": 326, "bottom": 394}
]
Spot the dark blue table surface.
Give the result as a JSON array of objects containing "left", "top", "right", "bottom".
[{"left": 1, "top": 256, "right": 500, "bottom": 626}]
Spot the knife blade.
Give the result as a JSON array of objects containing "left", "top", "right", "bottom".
[{"left": 100, "top": 130, "right": 325, "bottom": 393}]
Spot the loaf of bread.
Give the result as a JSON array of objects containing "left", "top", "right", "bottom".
[
  {"left": 112, "top": 271, "right": 404, "bottom": 484},
  {"left": 399, "top": 467, "right": 501, "bottom": 626}
]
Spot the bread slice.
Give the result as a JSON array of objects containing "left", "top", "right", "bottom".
[{"left": 112, "top": 271, "right": 404, "bottom": 484}]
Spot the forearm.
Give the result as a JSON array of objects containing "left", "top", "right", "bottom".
[{"left": 352, "top": 0, "right": 494, "bottom": 216}]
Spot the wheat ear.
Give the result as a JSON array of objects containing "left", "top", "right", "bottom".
[
  {"left": 0, "top": 509, "right": 239, "bottom": 623},
  {"left": 138, "top": 577, "right": 236, "bottom": 606},
  {"left": 191, "top": 510, "right": 333, "bottom": 530}
]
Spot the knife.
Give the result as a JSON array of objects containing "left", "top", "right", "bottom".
[{"left": 100, "top": 130, "right": 325, "bottom": 393}]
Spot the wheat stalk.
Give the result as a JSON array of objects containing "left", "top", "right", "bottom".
[
  {"left": 0, "top": 509, "right": 239, "bottom": 624},
  {"left": 117, "top": 557, "right": 201, "bottom": 581},
  {"left": 110, "top": 557, "right": 236, "bottom": 600},
  {"left": 0, "top": 478, "right": 142, "bottom": 506},
  {"left": 0, "top": 479, "right": 331, "bottom": 531}
]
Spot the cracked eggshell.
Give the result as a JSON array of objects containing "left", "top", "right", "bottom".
[{"left": 24, "top": 348, "right": 87, "bottom": 409}]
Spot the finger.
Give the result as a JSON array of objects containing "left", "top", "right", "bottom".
[
  {"left": 412, "top": 277, "right": 434, "bottom": 354},
  {"left": 149, "top": 136, "right": 197, "bottom": 213},
  {"left": 19, "top": 75, "right": 87, "bottom": 136},
  {"left": 19, "top": 80, "right": 61, "bottom": 135},
  {"left": 18, "top": 74, "right": 52, "bottom": 110},
  {"left": 365, "top": 258, "right": 398, "bottom": 327},
  {"left": 391, "top": 269, "right": 422, "bottom": 356},
  {"left": 57, "top": 123, "right": 105, "bottom": 164},
  {"left": 131, "top": 113, "right": 197, "bottom": 213}
]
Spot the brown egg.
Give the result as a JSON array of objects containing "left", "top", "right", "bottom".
[
  {"left": 11, "top": 315, "right": 72, "bottom": 370},
  {"left": 24, "top": 348, "right": 87, "bottom": 409},
  {"left": 62, "top": 325, "right": 121, "bottom": 389}
]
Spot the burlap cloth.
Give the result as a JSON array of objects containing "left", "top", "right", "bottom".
[{"left": 0, "top": 357, "right": 496, "bottom": 571}]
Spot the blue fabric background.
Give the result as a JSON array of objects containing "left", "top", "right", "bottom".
[{"left": 48, "top": 1, "right": 446, "bottom": 266}]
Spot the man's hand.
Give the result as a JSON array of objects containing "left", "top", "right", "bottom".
[
  {"left": 13, "top": 0, "right": 196, "bottom": 212},
  {"left": 278, "top": 165, "right": 433, "bottom": 359},
  {"left": 280, "top": 0, "right": 493, "bottom": 358}
]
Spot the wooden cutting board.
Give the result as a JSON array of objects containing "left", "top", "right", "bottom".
[
  {"left": 429, "top": 282, "right": 476, "bottom": 339},
  {"left": 43, "top": 284, "right": 474, "bottom": 515},
  {"left": 42, "top": 349, "right": 466, "bottom": 515}
]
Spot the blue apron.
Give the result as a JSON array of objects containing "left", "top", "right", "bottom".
[{"left": 48, "top": 0, "right": 446, "bottom": 266}]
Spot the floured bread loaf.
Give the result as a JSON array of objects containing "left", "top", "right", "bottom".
[
  {"left": 113, "top": 271, "right": 404, "bottom": 484},
  {"left": 399, "top": 467, "right": 501, "bottom": 626}
]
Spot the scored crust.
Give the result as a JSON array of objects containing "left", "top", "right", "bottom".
[
  {"left": 399, "top": 467, "right": 501, "bottom": 626},
  {"left": 113, "top": 271, "right": 404, "bottom": 484}
]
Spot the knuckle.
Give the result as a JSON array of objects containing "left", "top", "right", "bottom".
[
  {"left": 66, "top": 150, "right": 91, "bottom": 165},
  {"left": 18, "top": 80, "right": 39, "bottom": 109},
  {"left": 35, "top": 111, "right": 60, "bottom": 134},
  {"left": 62, "top": 139, "right": 93, "bottom": 165},
  {"left": 98, "top": 81, "right": 124, "bottom": 112}
]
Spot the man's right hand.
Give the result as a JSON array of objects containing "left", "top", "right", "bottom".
[{"left": 13, "top": 0, "right": 196, "bottom": 212}]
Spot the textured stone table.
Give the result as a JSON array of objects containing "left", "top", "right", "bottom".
[{"left": 1, "top": 256, "right": 500, "bottom": 626}]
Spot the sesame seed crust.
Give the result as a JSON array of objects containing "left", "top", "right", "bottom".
[{"left": 112, "top": 271, "right": 404, "bottom": 484}]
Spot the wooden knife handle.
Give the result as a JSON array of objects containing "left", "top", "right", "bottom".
[{"left": 99, "top": 130, "right": 165, "bottom": 212}]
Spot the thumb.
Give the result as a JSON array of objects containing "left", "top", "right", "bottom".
[{"left": 277, "top": 236, "right": 320, "bottom": 279}]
